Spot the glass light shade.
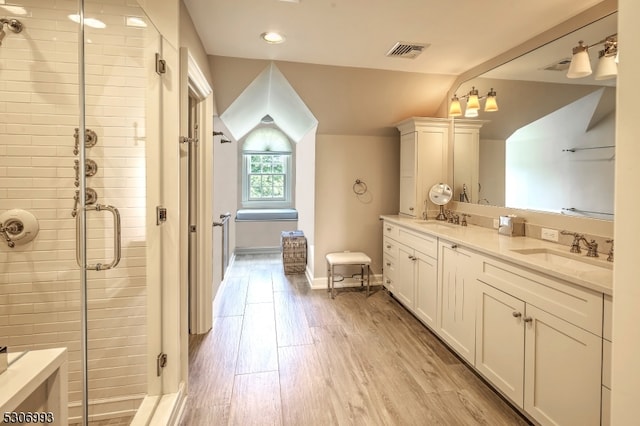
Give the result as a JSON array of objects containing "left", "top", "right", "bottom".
[
  {"left": 467, "top": 93, "right": 480, "bottom": 111},
  {"left": 449, "top": 96, "right": 462, "bottom": 117},
  {"left": 567, "top": 42, "right": 592, "bottom": 78},
  {"left": 464, "top": 108, "right": 478, "bottom": 118},
  {"left": 484, "top": 90, "right": 498, "bottom": 112},
  {"left": 595, "top": 53, "right": 617, "bottom": 80}
]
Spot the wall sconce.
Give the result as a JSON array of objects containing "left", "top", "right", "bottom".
[
  {"left": 567, "top": 35, "right": 617, "bottom": 80},
  {"left": 449, "top": 87, "right": 499, "bottom": 117}
]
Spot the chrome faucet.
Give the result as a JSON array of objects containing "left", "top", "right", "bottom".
[
  {"left": 606, "top": 239, "right": 614, "bottom": 262},
  {"left": 583, "top": 238, "right": 599, "bottom": 257},
  {"left": 560, "top": 231, "right": 598, "bottom": 257},
  {"left": 561, "top": 231, "right": 583, "bottom": 253}
]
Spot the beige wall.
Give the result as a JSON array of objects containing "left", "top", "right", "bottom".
[
  {"left": 179, "top": 1, "right": 212, "bottom": 88},
  {"left": 138, "top": 0, "right": 179, "bottom": 49},
  {"left": 314, "top": 135, "right": 399, "bottom": 277},
  {"left": 612, "top": 0, "right": 640, "bottom": 423}
]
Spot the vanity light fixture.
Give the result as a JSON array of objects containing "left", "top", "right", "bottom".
[
  {"left": 567, "top": 35, "right": 617, "bottom": 79},
  {"left": 261, "top": 31, "right": 285, "bottom": 44},
  {"left": 449, "top": 87, "right": 499, "bottom": 117}
]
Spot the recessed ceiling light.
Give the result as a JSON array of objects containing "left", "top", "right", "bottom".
[{"left": 261, "top": 32, "right": 285, "bottom": 44}]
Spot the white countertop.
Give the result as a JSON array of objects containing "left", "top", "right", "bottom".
[
  {"left": 381, "top": 215, "right": 613, "bottom": 296},
  {"left": 0, "top": 348, "right": 67, "bottom": 412}
]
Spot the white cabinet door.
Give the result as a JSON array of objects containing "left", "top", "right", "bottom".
[
  {"left": 396, "top": 243, "right": 416, "bottom": 309},
  {"left": 438, "top": 242, "right": 476, "bottom": 364},
  {"left": 414, "top": 251, "right": 438, "bottom": 329},
  {"left": 475, "top": 282, "right": 525, "bottom": 407},
  {"left": 399, "top": 132, "right": 417, "bottom": 216},
  {"left": 524, "top": 305, "right": 602, "bottom": 426}
]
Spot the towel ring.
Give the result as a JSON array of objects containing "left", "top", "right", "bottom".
[{"left": 353, "top": 179, "right": 368, "bottom": 195}]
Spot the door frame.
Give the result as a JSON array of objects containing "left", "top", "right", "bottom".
[{"left": 179, "top": 48, "right": 214, "bottom": 338}]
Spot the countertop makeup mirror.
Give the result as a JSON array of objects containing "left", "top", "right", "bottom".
[
  {"left": 429, "top": 183, "right": 453, "bottom": 220},
  {"left": 451, "top": 11, "right": 617, "bottom": 221}
]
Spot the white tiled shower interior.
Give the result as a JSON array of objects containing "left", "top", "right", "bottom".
[{"left": 0, "top": 0, "right": 156, "bottom": 422}]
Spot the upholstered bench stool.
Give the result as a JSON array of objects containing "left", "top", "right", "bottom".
[{"left": 325, "top": 251, "right": 371, "bottom": 299}]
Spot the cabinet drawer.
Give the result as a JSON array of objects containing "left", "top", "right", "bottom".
[
  {"left": 603, "top": 339, "right": 612, "bottom": 389},
  {"left": 477, "top": 255, "right": 603, "bottom": 336},
  {"left": 383, "top": 237, "right": 399, "bottom": 258},
  {"left": 398, "top": 227, "right": 437, "bottom": 259},
  {"left": 383, "top": 252, "right": 397, "bottom": 281},
  {"left": 603, "top": 295, "right": 612, "bottom": 341},
  {"left": 383, "top": 221, "right": 399, "bottom": 240}
]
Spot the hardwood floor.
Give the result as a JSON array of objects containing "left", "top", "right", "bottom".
[{"left": 180, "top": 254, "right": 530, "bottom": 426}]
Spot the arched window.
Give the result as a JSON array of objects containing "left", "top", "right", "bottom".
[{"left": 241, "top": 126, "right": 293, "bottom": 207}]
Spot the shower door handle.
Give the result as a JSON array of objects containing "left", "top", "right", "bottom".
[{"left": 76, "top": 204, "right": 122, "bottom": 271}]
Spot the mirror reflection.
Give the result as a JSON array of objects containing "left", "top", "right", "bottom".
[{"left": 452, "top": 12, "right": 617, "bottom": 221}]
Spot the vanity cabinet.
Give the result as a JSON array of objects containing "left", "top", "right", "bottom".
[
  {"left": 383, "top": 222, "right": 438, "bottom": 328},
  {"left": 437, "top": 240, "right": 477, "bottom": 364},
  {"left": 381, "top": 217, "right": 608, "bottom": 426},
  {"left": 396, "top": 118, "right": 449, "bottom": 218},
  {"left": 476, "top": 256, "right": 603, "bottom": 426},
  {"left": 602, "top": 294, "right": 612, "bottom": 426}
]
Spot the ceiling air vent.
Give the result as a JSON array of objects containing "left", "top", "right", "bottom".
[
  {"left": 386, "top": 42, "right": 429, "bottom": 59},
  {"left": 542, "top": 58, "right": 572, "bottom": 71}
]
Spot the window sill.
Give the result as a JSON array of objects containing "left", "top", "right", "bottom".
[{"left": 235, "top": 208, "right": 298, "bottom": 222}]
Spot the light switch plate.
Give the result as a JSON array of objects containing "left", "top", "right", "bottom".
[{"left": 541, "top": 228, "right": 559, "bottom": 242}]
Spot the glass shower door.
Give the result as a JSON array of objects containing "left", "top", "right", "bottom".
[{"left": 79, "top": 1, "right": 163, "bottom": 424}]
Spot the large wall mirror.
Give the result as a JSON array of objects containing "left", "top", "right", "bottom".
[{"left": 452, "top": 11, "right": 617, "bottom": 221}]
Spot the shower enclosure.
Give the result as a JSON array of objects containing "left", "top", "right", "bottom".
[{"left": 1, "top": 1, "right": 166, "bottom": 424}]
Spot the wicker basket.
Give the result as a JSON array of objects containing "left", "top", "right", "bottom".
[{"left": 281, "top": 230, "right": 307, "bottom": 274}]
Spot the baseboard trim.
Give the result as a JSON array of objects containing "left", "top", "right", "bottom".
[{"left": 235, "top": 246, "right": 281, "bottom": 255}]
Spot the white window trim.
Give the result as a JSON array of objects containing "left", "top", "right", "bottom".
[{"left": 241, "top": 151, "right": 293, "bottom": 208}]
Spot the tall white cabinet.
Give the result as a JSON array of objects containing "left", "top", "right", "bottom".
[
  {"left": 396, "top": 118, "right": 483, "bottom": 217},
  {"left": 452, "top": 120, "right": 483, "bottom": 203},
  {"left": 396, "top": 118, "right": 449, "bottom": 219}
]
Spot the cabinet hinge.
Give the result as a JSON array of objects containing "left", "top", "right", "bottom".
[
  {"left": 155, "top": 53, "right": 166, "bottom": 75},
  {"left": 157, "top": 352, "right": 168, "bottom": 376}
]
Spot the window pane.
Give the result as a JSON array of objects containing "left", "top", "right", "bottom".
[{"left": 244, "top": 152, "right": 290, "bottom": 202}]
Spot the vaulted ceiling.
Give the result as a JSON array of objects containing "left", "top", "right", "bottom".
[{"left": 184, "top": 0, "right": 605, "bottom": 76}]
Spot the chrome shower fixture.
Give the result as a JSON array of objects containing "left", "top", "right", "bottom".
[{"left": 0, "top": 18, "right": 24, "bottom": 46}]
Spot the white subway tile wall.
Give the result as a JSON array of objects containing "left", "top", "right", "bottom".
[{"left": 0, "top": 0, "right": 156, "bottom": 421}]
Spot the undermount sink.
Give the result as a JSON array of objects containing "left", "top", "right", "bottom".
[{"left": 510, "top": 248, "right": 612, "bottom": 272}]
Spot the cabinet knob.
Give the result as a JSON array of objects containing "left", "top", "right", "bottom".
[
  {"left": 386, "top": 262, "right": 391, "bottom": 266},
  {"left": 523, "top": 316, "right": 533, "bottom": 323},
  {"left": 386, "top": 245, "right": 391, "bottom": 249},
  {"left": 386, "top": 279, "right": 391, "bottom": 284},
  {"left": 512, "top": 312, "right": 522, "bottom": 318},
  {"left": 409, "top": 207, "right": 414, "bottom": 211},
  {"left": 386, "top": 227, "right": 392, "bottom": 231},
  {"left": 451, "top": 244, "right": 458, "bottom": 249},
  {"left": 409, "top": 255, "right": 417, "bottom": 261}
]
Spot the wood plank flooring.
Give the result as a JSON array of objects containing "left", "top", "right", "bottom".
[{"left": 180, "top": 254, "right": 530, "bottom": 426}]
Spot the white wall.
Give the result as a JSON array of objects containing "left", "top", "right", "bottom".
[
  {"left": 478, "top": 138, "right": 505, "bottom": 206},
  {"left": 505, "top": 98, "right": 615, "bottom": 218},
  {"left": 611, "top": 0, "right": 640, "bottom": 424}
]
